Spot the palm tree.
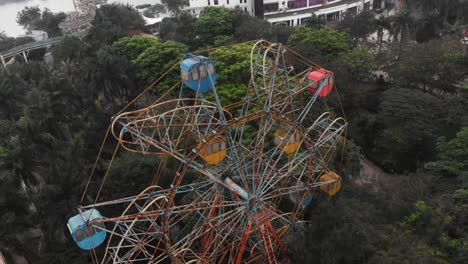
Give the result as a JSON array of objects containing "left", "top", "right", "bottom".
[
  {"left": 375, "top": 15, "right": 392, "bottom": 52},
  {"left": 389, "top": 9, "right": 413, "bottom": 43}
]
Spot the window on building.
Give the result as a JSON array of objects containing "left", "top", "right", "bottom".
[
  {"left": 288, "top": 0, "right": 308, "bottom": 9},
  {"left": 309, "top": 0, "right": 325, "bottom": 6},
  {"left": 208, "top": 0, "right": 211, "bottom": 5},
  {"left": 264, "top": 3, "right": 279, "bottom": 13},
  {"left": 214, "top": 0, "right": 218, "bottom": 5},
  {"left": 227, "top": 0, "right": 229, "bottom": 4}
]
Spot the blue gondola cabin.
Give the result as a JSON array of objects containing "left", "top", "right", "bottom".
[
  {"left": 67, "top": 209, "right": 106, "bottom": 250},
  {"left": 181, "top": 55, "right": 217, "bottom": 93},
  {"left": 307, "top": 68, "right": 334, "bottom": 97}
]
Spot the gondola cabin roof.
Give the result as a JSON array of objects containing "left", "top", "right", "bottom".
[
  {"left": 180, "top": 55, "right": 211, "bottom": 71},
  {"left": 307, "top": 68, "right": 334, "bottom": 97},
  {"left": 308, "top": 68, "right": 328, "bottom": 80},
  {"left": 67, "top": 209, "right": 106, "bottom": 250}
]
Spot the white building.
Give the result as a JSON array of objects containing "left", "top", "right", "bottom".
[
  {"left": 264, "top": 0, "right": 374, "bottom": 26},
  {"left": 188, "top": 0, "right": 374, "bottom": 26},
  {"left": 188, "top": 0, "right": 255, "bottom": 16}
]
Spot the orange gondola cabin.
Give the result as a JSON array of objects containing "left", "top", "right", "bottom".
[
  {"left": 198, "top": 135, "right": 227, "bottom": 165},
  {"left": 319, "top": 171, "right": 342, "bottom": 196},
  {"left": 307, "top": 68, "right": 334, "bottom": 97}
]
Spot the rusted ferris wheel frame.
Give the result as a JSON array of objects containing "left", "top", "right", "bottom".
[{"left": 77, "top": 40, "right": 347, "bottom": 264}]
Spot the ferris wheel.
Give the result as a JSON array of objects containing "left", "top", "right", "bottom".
[{"left": 67, "top": 40, "right": 347, "bottom": 264}]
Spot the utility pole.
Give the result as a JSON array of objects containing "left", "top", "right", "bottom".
[{"left": 0, "top": 55, "right": 5, "bottom": 68}]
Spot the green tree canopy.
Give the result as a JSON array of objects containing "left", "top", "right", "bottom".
[
  {"left": 159, "top": 13, "right": 198, "bottom": 49},
  {"left": 112, "top": 35, "right": 158, "bottom": 61},
  {"left": 388, "top": 38, "right": 465, "bottom": 93},
  {"left": 16, "top": 6, "right": 66, "bottom": 37},
  {"left": 436, "top": 127, "right": 468, "bottom": 178},
  {"left": 142, "top": 4, "right": 167, "bottom": 18},
  {"left": 287, "top": 27, "right": 351, "bottom": 61},
  {"left": 161, "top": 0, "right": 188, "bottom": 15},
  {"left": 133, "top": 40, "right": 187, "bottom": 88},
  {"left": 232, "top": 7, "right": 273, "bottom": 42},
  {"left": 194, "top": 6, "right": 235, "bottom": 45},
  {"left": 207, "top": 43, "right": 252, "bottom": 105},
  {"left": 375, "top": 88, "right": 445, "bottom": 171},
  {"left": 337, "top": 10, "right": 376, "bottom": 45},
  {"left": 340, "top": 46, "right": 376, "bottom": 81},
  {"left": 91, "top": 4, "right": 146, "bottom": 44}
]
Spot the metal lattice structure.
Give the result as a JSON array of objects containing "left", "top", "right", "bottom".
[{"left": 74, "top": 40, "right": 347, "bottom": 264}]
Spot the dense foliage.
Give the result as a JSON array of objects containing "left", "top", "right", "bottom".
[
  {"left": 16, "top": 6, "right": 67, "bottom": 37},
  {"left": 0, "top": 2, "right": 466, "bottom": 263}
]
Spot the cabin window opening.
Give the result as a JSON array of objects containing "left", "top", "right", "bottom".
[
  {"left": 221, "top": 140, "right": 226, "bottom": 150},
  {"left": 295, "top": 133, "right": 300, "bottom": 141},
  {"left": 309, "top": 80, "right": 318, "bottom": 89},
  {"left": 181, "top": 70, "right": 190, "bottom": 81},
  {"left": 208, "top": 63, "right": 215, "bottom": 75},
  {"left": 94, "top": 222, "right": 104, "bottom": 233},
  {"left": 84, "top": 225, "right": 96, "bottom": 237},
  {"left": 199, "top": 64, "right": 208, "bottom": 79},
  {"left": 75, "top": 229, "right": 86, "bottom": 242},
  {"left": 192, "top": 69, "right": 199, "bottom": 80},
  {"left": 212, "top": 142, "right": 220, "bottom": 152}
]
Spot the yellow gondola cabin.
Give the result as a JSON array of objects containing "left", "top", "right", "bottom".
[
  {"left": 198, "top": 136, "right": 227, "bottom": 165},
  {"left": 274, "top": 129, "right": 301, "bottom": 154}
]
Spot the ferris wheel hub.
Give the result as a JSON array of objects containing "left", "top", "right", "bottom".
[{"left": 248, "top": 197, "right": 260, "bottom": 211}]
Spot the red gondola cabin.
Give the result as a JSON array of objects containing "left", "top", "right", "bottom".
[{"left": 307, "top": 68, "right": 334, "bottom": 97}]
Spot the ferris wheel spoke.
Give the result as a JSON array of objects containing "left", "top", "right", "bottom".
[{"left": 256, "top": 152, "right": 310, "bottom": 198}]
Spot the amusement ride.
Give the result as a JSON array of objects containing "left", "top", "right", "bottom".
[{"left": 67, "top": 39, "right": 348, "bottom": 264}]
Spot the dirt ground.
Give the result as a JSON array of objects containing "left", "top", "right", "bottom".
[{"left": 353, "top": 157, "right": 391, "bottom": 191}]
